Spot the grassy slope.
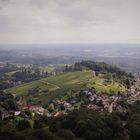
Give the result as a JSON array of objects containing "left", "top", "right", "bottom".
[{"left": 6, "top": 71, "right": 126, "bottom": 103}]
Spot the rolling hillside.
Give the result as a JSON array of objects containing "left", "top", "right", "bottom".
[{"left": 6, "top": 70, "right": 126, "bottom": 103}]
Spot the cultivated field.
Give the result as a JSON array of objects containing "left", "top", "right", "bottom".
[{"left": 6, "top": 71, "right": 126, "bottom": 103}]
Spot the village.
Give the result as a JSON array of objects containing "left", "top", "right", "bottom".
[{"left": 0, "top": 76, "right": 140, "bottom": 120}]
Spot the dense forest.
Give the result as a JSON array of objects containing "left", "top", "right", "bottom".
[
  {"left": 0, "top": 101, "right": 140, "bottom": 140},
  {"left": 65, "top": 61, "right": 134, "bottom": 87},
  {"left": 75, "top": 61, "right": 127, "bottom": 75}
]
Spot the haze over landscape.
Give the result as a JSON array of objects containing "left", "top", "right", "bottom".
[
  {"left": 0, "top": 44, "right": 140, "bottom": 74},
  {"left": 0, "top": 1, "right": 140, "bottom": 140}
]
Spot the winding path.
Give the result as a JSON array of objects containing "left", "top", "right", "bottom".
[{"left": 40, "top": 80, "right": 61, "bottom": 90}]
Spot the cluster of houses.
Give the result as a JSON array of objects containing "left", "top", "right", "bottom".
[
  {"left": 49, "top": 87, "right": 128, "bottom": 114},
  {"left": 127, "top": 78, "right": 140, "bottom": 104},
  {"left": 0, "top": 105, "right": 51, "bottom": 120},
  {"left": 86, "top": 78, "right": 140, "bottom": 113},
  {"left": 21, "top": 105, "right": 51, "bottom": 117},
  {"left": 0, "top": 103, "right": 66, "bottom": 120},
  {"left": 80, "top": 88, "right": 127, "bottom": 113},
  {"left": 1, "top": 78, "right": 140, "bottom": 120},
  {"left": 0, "top": 109, "right": 21, "bottom": 120},
  {"left": 4, "top": 80, "right": 23, "bottom": 86},
  {"left": 50, "top": 82, "right": 140, "bottom": 114}
]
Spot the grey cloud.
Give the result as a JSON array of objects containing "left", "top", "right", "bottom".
[{"left": 0, "top": 0, "right": 140, "bottom": 44}]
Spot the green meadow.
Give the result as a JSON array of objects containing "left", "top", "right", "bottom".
[{"left": 6, "top": 70, "right": 126, "bottom": 103}]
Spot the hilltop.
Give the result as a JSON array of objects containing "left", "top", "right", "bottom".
[
  {"left": 6, "top": 70, "right": 126, "bottom": 104},
  {"left": 1, "top": 61, "right": 140, "bottom": 140}
]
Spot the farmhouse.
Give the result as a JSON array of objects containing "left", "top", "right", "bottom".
[
  {"left": 54, "top": 111, "right": 64, "bottom": 118},
  {"left": 0, "top": 108, "right": 21, "bottom": 120},
  {"left": 22, "top": 105, "right": 51, "bottom": 116}
]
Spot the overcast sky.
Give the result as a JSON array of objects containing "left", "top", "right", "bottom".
[{"left": 0, "top": 0, "right": 140, "bottom": 44}]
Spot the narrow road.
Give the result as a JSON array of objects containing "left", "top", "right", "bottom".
[
  {"left": 108, "top": 97, "right": 118, "bottom": 113},
  {"left": 131, "top": 91, "right": 140, "bottom": 98},
  {"left": 40, "top": 80, "right": 61, "bottom": 89}
]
